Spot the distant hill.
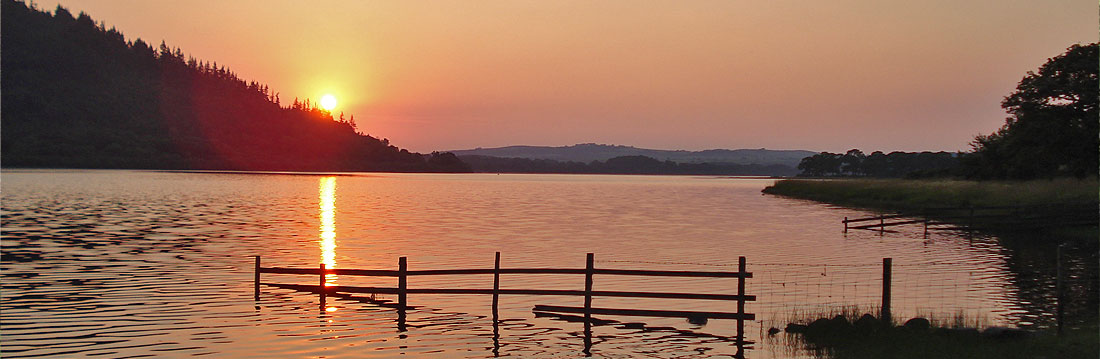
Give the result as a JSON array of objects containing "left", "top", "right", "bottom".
[
  {"left": 1, "top": 1, "right": 468, "bottom": 172},
  {"left": 449, "top": 143, "right": 815, "bottom": 167},
  {"left": 459, "top": 154, "right": 800, "bottom": 176}
]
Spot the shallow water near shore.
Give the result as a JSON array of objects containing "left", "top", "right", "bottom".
[{"left": 0, "top": 170, "right": 1083, "bottom": 358}]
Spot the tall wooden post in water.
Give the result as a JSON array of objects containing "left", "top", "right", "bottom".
[
  {"left": 583, "top": 253, "right": 594, "bottom": 356},
  {"left": 254, "top": 255, "right": 260, "bottom": 301},
  {"left": 736, "top": 256, "right": 747, "bottom": 346},
  {"left": 492, "top": 252, "right": 501, "bottom": 356},
  {"left": 584, "top": 253, "right": 594, "bottom": 318},
  {"left": 398, "top": 257, "right": 408, "bottom": 309},
  {"left": 319, "top": 263, "right": 326, "bottom": 310},
  {"left": 881, "top": 258, "right": 892, "bottom": 325},
  {"left": 493, "top": 252, "right": 501, "bottom": 316},
  {"left": 398, "top": 256, "right": 408, "bottom": 332}
]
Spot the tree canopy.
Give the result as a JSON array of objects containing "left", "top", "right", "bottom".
[
  {"left": 963, "top": 43, "right": 1098, "bottom": 179},
  {"left": 796, "top": 150, "right": 959, "bottom": 178}
]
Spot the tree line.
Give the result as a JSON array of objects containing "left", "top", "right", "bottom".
[
  {"left": 797, "top": 43, "right": 1097, "bottom": 179},
  {"left": 797, "top": 150, "right": 958, "bottom": 178},
  {"left": 1, "top": 0, "right": 469, "bottom": 172},
  {"left": 461, "top": 155, "right": 799, "bottom": 176}
]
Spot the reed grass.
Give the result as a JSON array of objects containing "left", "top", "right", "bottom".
[
  {"left": 776, "top": 307, "right": 989, "bottom": 329},
  {"left": 780, "top": 309, "right": 1098, "bottom": 359},
  {"left": 775, "top": 305, "right": 881, "bottom": 327},
  {"left": 810, "top": 327, "right": 1099, "bottom": 359}
]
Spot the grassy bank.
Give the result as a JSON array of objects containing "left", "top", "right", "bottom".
[
  {"left": 796, "top": 324, "right": 1098, "bottom": 359},
  {"left": 780, "top": 310, "right": 1099, "bottom": 359},
  {"left": 762, "top": 178, "right": 1098, "bottom": 212}
]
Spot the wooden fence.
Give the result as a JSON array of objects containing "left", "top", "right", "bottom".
[
  {"left": 843, "top": 202, "right": 1099, "bottom": 236},
  {"left": 255, "top": 252, "right": 755, "bottom": 356}
]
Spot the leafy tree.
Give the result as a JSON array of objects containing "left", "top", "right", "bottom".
[
  {"left": 862, "top": 151, "right": 889, "bottom": 176},
  {"left": 840, "top": 149, "right": 866, "bottom": 175},
  {"left": 964, "top": 43, "right": 1099, "bottom": 179},
  {"left": 798, "top": 152, "right": 843, "bottom": 176},
  {"left": 427, "top": 152, "right": 472, "bottom": 172},
  {"left": 795, "top": 150, "right": 958, "bottom": 178}
]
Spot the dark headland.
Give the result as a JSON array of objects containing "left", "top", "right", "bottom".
[{"left": 1, "top": 0, "right": 468, "bottom": 173}]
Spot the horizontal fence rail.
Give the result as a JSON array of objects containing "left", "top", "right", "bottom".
[
  {"left": 533, "top": 305, "right": 756, "bottom": 320},
  {"left": 843, "top": 202, "right": 1098, "bottom": 235},
  {"left": 254, "top": 252, "right": 755, "bottom": 356},
  {"left": 842, "top": 214, "right": 909, "bottom": 223},
  {"left": 258, "top": 284, "right": 756, "bottom": 301},
  {"left": 259, "top": 267, "right": 753, "bottom": 278}
]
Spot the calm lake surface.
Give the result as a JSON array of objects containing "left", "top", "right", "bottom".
[{"left": 0, "top": 170, "right": 1063, "bottom": 358}]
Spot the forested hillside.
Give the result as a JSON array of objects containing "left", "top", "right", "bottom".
[{"left": 1, "top": 0, "right": 469, "bottom": 172}]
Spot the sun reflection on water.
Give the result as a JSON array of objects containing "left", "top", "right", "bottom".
[{"left": 319, "top": 177, "right": 337, "bottom": 286}]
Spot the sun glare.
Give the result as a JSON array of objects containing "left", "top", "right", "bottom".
[
  {"left": 319, "top": 177, "right": 337, "bottom": 286},
  {"left": 320, "top": 94, "right": 337, "bottom": 111}
]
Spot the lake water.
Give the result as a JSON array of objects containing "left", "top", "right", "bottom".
[{"left": 0, "top": 170, "right": 1069, "bottom": 358}]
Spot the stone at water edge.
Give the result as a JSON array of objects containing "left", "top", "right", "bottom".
[
  {"left": 853, "top": 313, "right": 882, "bottom": 333},
  {"left": 785, "top": 323, "right": 808, "bottom": 333},
  {"left": 686, "top": 315, "right": 708, "bottom": 326},
  {"left": 828, "top": 315, "right": 852, "bottom": 332},
  {"left": 902, "top": 317, "right": 931, "bottom": 332},
  {"left": 805, "top": 318, "right": 831, "bottom": 334}
]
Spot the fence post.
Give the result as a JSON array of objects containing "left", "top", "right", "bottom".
[
  {"left": 881, "top": 258, "right": 892, "bottom": 325},
  {"left": 254, "top": 255, "right": 260, "bottom": 301},
  {"left": 399, "top": 257, "right": 408, "bottom": 310},
  {"left": 584, "top": 253, "right": 594, "bottom": 316},
  {"left": 1056, "top": 245, "right": 1064, "bottom": 336},
  {"left": 879, "top": 215, "right": 885, "bottom": 235},
  {"left": 737, "top": 256, "right": 746, "bottom": 346},
  {"left": 923, "top": 219, "right": 929, "bottom": 238},
  {"left": 584, "top": 253, "right": 594, "bottom": 356},
  {"left": 493, "top": 252, "right": 501, "bottom": 314},
  {"left": 319, "top": 263, "right": 326, "bottom": 309},
  {"left": 843, "top": 217, "right": 848, "bottom": 233}
]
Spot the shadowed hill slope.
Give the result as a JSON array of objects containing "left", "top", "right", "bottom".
[{"left": 1, "top": 0, "right": 469, "bottom": 172}]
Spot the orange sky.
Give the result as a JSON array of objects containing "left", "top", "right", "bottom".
[{"left": 49, "top": 0, "right": 1097, "bottom": 153}]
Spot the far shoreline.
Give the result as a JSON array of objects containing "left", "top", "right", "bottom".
[{"left": 1, "top": 167, "right": 798, "bottom": 178}]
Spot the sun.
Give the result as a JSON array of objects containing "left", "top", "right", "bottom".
[{"left": 320, "top": 94, "right": 337, "bottom": 111}]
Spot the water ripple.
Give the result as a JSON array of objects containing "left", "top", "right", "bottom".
[{"left": 1, "top": 170, "right": 1076, "bottom": 358}]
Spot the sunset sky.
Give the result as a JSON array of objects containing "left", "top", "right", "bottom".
[{"left": 49, "top": 0, "right": 1096, "bottom": 153}]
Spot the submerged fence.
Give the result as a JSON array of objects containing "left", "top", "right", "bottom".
[
  {"left": 750, "top": 256, "right": 1095, "bottom": 333},
  {"left": 254, "top": 246, "right": 1096, "bottom": 356},
  {"left": 256, "top": 252, "right": 756, "bottom": 356},
  {"left": 843, "top": 203, "right": 1099, "bottom": 234},
  {"left": 589, "top": 250, "right": 1095, "bottom": 334}
]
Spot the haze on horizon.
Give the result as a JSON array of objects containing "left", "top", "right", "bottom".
[{"left": 47, "top": 0, "right": 1096, "bottom": 154}]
